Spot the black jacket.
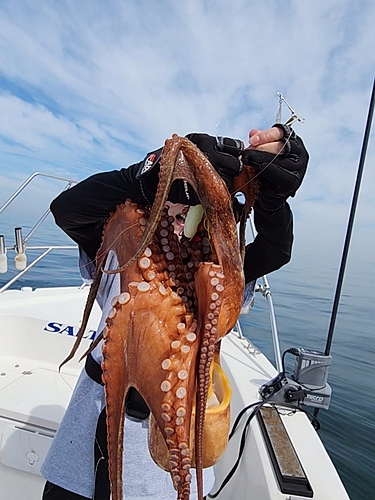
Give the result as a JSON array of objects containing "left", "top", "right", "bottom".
[{"left": 50, "top": 164, "right": 293, "bottom": 283}]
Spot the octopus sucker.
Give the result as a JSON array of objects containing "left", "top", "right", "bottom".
[
  {"left": 176, "top": 387, "right": 186, "bottom": 399},
  {"left": 138, "top": 257, "right": 151, "bottom": 269},
  {"left": 161, "top": 380, "right": 172, "bottom": 392},
  {"left": 177, "top": 323, "right": 186, "bottom": 334},
  {"left": 162, "top": 358, "right": 173, "bottom": 370},
  {"left": 177, "top": 369, "right": 188, "bottom": 380},
  {"left": 176, "top": 407, "right": 186, "bottom": 417},
  {"left": 107, "top": 308, "right": 116, "bottom": 319},
  {"left": 137, "top": 281, "right": 151, "bottom": 292},
  {"left": 111, "top": 295, "right": 119, "bottom": 307},
  {"left": 128, "top": 281, "right": 139, "bottom": 289},
  {"left": 118, "top": 292, "right": 130, "bottom": 304},
  {"left": 171, "top": 340, "right": 181, "bottom": 350},
  {"left": 143, "top": 270, "right": 156, "bottom": 281},
  {"left": 186, "top": 332, "right": 196, "bottom": 342},
  {"left": 184, "top": 314, "right": 193, "bottom": 329}
]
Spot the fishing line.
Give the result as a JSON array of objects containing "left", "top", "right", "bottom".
[
  {"left": 56, "top": 373, "right": 100, "bottom": 411},
  {"left": 272, "top": 403, "right": 321, "bottom": 430},
  {"left": 77, "top": 222, "right": 140, "bottom": 274},
  {"left": 57, "top": 371, "right": 76, "bottom": 391}
]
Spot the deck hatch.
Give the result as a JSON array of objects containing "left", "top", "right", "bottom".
[{"left": 258, "top": 406, "right": 314, "bottom": 498}]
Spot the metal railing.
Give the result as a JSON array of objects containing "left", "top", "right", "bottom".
[
  {"left": 247, "top": 216, "right": 282, "bottom": 372},
  {"left": 0, "top": 172, "right": 78, "bottom": 293}
]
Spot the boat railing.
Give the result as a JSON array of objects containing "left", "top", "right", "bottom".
[
  {"left": 232, "top": 214, "right": 282, "bottom": 371},
  {"left": 0, "top": 172, "right": 283, "bottom": 371},
  {"left": 0, "top": 172, "right": 79, "bottom": 293}
]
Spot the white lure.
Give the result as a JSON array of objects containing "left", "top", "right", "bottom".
[{"left": 183, "top": 205, "right": 204, "bottom": 239}]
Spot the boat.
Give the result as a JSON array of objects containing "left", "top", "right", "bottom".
[{"left": 0, "top": 172, "right": 351, "bottom": 499}]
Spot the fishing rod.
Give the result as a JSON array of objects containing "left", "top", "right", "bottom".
[
  {"left": 257, "top": 83, "right": 374, "bottom": 424},
  {"left": 324, "top": 77, "right": 375, "bottom": 355},
  {"left": 313, "top": 77, "right": 375, "bottom": 419}
]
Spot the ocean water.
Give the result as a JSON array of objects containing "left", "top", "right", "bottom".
[{"left": 0, "top": 216, "right": 374, "bottom": 500}]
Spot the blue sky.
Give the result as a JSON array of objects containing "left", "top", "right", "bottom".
[{"left": 0, "top": 0, "right": 374, "bottom": 269}]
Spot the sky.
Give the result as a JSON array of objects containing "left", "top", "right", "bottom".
[{"left": 0, "top": 0, "right": 374, "bottom": 272}]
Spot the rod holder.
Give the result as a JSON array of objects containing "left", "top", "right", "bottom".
[
  {"left": 0, "top": 235, "right": 5, "bottom": 255},
  {"left": 15, "top": 227, "right": 25, "bottom": 253},
  {"left": 14, "top": 227, "right": 27, "bottom": 271},
  {"left": 0, "top": 235, "right": 7, "bottom": 273}
]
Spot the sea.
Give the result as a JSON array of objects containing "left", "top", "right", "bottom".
[{"left": 0, "top": 215, "right": 374, "bottom": 500}]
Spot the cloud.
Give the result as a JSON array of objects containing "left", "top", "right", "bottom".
[{"left": 0, "top": 0, "right": 374, "bottom": 266}]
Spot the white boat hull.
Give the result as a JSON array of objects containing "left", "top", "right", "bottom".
[{"left": 0, "top": 286, "right": 350, "bottom": 499}]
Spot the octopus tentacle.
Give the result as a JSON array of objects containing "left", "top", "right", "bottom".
[
  {"left": 59, "top": 250, "right": 108, "bottom": 370},
  {"left": 104, "top": 137, "right": 184, "bottom": 274},
  {"left": 77, "top": 329, "right": 104, "bottom": 362},
  {"left": 233, "top": 165, "right": 260, "bottom": 262},
  {"left": 193, "top": 262, "right": 224, "bottom": 499}
]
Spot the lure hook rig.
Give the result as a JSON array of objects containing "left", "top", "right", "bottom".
[{"left": 275, "top": 91, "right": 306, "bottom": 126}]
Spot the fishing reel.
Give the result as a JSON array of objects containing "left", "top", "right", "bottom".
[{"left": 260, "top": 348, "right": 332, "bottom": 410}]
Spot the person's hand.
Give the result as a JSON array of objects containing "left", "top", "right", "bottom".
[
  {"left": 248, "top": 127, "right": 285, "bottom": 154},
  {"left": 186, "top": 133, "right": 243, "bottom": 192},
  {"left": 241, "top": 124, "right": 309, "bottom": 211}
]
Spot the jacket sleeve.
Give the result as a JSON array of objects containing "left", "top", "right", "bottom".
[
  {"left": 50, "top": 165, "right": 146, "bottom": 261},
  {"left": 243, "top": 201, "right": 293, "bottom": 283},
  {"left": 51, "top": 165, "right": 294, "bottom": 277}
]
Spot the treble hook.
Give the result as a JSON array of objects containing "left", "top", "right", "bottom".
[{"left": 276, "top": 92, "right": 306, "bottom": 126}]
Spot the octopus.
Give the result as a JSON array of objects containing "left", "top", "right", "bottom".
[{"left": 61, "top": 134, "right": 259, "bottom": 500}]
